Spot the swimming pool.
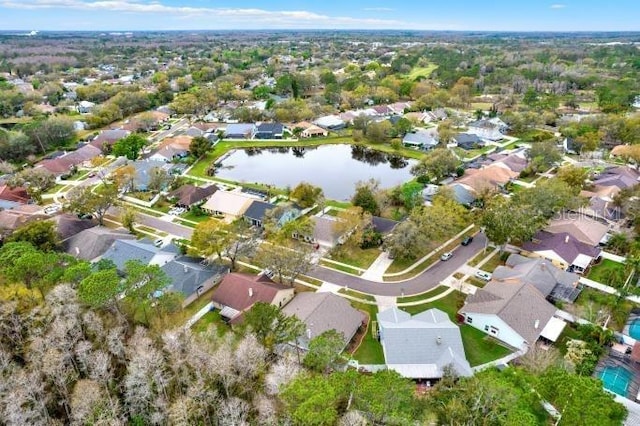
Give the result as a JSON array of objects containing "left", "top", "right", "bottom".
[
  {"left": 599, "top": 366, "right": 633, "bottom": 397},
  {"left": 629, "top": 318, "right": 640, "bottom": 340}
]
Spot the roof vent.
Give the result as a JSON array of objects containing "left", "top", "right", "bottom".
[
  {"left": 534, "top": 319, "right": 540, "bottom": 329},
  {"left": 436, "top": 336, "right": 442, "bottom": 345},
  {"left": 565, "top": 235, "right": 570, "bottom": 244}
]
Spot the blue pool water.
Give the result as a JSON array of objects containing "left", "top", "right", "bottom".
[
  {"left": 599, "top": 366, "right": 632, "bottom": 396},
  {"left": 629, "top": 318, "right": 640, "bottom": 340}
]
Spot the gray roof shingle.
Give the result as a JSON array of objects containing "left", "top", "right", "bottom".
[
  {"left": 377, "top": 307, "right": 472, "bottom": 378},
  {"left": 282, "top": 292, "right": 365, "bottom": 349},
  {"left": 64, "top": 227, "right": 136, "bottom": 260},
  {"left": 460, "top": 281, "right": 557, "bottom": 345}
]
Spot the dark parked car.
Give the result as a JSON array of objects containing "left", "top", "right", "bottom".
[{"left": 461, "top": 236, "right": 473, "bottom": 246}]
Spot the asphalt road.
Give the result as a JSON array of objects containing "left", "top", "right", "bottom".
[
  {"left": 308, "top": 233, "right": 487, "bottom": 296},
  {"left": 108, "top": 207, "right": 194, "bottom": 239}
]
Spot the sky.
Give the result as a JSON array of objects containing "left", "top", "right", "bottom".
[{"left": 1, "top": 0, "right": 639, "bottom": 32}]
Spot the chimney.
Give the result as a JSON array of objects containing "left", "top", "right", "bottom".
[
  {"left": 436, "top": 336, "right": 442, "bottom": 345},
  {"left": 248, "top": 287, "right": 253, "bottom": 297},
  {"left": 565, "top": 235, "right": 570, "bottom": 244},
  {"left": 534, "top": 319, "right": 540, "bottom": 329}
]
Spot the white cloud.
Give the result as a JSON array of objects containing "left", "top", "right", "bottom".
[
  {"left": 363, "top": 7, "right": 395, "bottom": 12},
  {"left": 0, "top": 0, "right": 408, "bottom": 28},
  {"left": 550, "top": 4, "right": 566, "bottom": 9}
]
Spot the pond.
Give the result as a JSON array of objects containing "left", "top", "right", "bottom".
[{"left": 213, "top": 144, "right": 418, "bottom": 201}]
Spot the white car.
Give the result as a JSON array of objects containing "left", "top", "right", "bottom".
[
  {"left": 44, "top": 204, "right": 62, "bottom": 215},
  {"left": 475, "top": 271, "right": 492, "bottom": 281},
  {"left": 440, "top": 252, "right": 453, "bottom": 261}
]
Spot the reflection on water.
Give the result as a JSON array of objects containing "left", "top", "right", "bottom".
[{"left": 213, "top": 144, "right": 417, "bottom": 201}]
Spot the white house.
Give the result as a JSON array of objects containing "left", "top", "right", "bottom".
[{"left": 458, "top": 280, "right": 558, "bottom": 350}]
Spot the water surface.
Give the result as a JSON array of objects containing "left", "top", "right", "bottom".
[{"left": 214, "top": 144, "right": 417, "bottom": 201}]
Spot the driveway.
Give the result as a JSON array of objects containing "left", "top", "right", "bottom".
[{"left": 308, "top": 233, "right": 487, "bottom": 296}]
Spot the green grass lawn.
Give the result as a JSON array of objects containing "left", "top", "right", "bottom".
[
  {"left": 180, "top": 209, "right": 212, "bottom": 223},
  {"left": 466, "top": 277, "right": 488, "bottom": 288},
  {"left": 350, "top": 302, "right": 384, "bottom": 364},
  {"left": 319, "top": 260, "right": 363, "bottom": 276},
  {"left": 406, "top": 64, "right": 438, "bottom": 80},
  {"left": 328, "top": 246, "right": 382, "bottom": 269},
  {"left": 587, "top": 259, "right": 626, "bottom": 286},
  {"left": 517, "top": 174, "right": 538, "bottom": 183},
  {"left": 478, "top": 253, "right": 504, "bottom": 273},
  {"left": 191, "top": 310, "right": 229, "bottom": 336},
  {"left": 128, "top": 191, "right": 156, "bottom": 202},
  {"left": 460, "top": 325, "right": 512, "bottom": 366},
  {"left": 396, "top": 285, "right": 450, "bottom": 303},
  {"left": 402, "top": 291, "right": 464, "bottom": 316},
  {"left": 43, "top": 183, "right": 66, "bottom": 195},
  {"left": 325, "top": 199, "right": 352, "bottom": 209},
  {"left": 338, "top": 288, "right": 376, "bottom": 302},
  {"left": 397, "top": 291, "right": 511, "bottom": 366},
  {"left": 500, "top": 142, "right": 520, "bottom": 151},
  {"left": 468, "top": 248, "right": 494, "bottom": 267}
]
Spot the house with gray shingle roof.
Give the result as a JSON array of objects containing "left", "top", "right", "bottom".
[
  {"left": 402, "top": 128, "right": 438, "bottom": 150},
  {"left": 161, "top": 257, "right": 228, "bottom": 306},
  {"left": 459, "top": 280, "right": 557, "bottom": 350},
  {"left": 377, "top": 307, "right": 472, "bottom": 379},
  {"left": 495, "top": 254, "right": 582, "bottom": 303},
  {"left": 99, "top": 239, "right": 179, "bottom": 272},
  {"left": 283, "top": 292, "right": 365, "bottom": 350},
  {"left": 63, "top": 227, "right": 135, "bottom": 260}
]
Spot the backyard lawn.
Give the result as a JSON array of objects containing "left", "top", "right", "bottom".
[
  {"left": 587, "top": 259, "right": 626, "bottom": 286},
  {"left": 191, "top": 310, "right": 229, "bottom": 336},
  {"left": 350, "top": 302, "right": 385, "bottom": 364},
  {"left": 460, "top": 325, "right": 512, "bottom": 366}
]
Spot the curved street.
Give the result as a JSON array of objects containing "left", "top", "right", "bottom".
[{"left": 307, "top": 233, "right": 487, "bottom": 296}]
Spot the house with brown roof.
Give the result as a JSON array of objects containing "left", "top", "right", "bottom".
[
  {"left": 211, "top": 272, "right": 294, "bottom": 324},
  {"left": 544, "top": 216, "right": 609, "bottom": 247},
  {"left": 458, "top": 280, "right": 559, "bottom": 349},
  {"left": 37, "top": 144, "right": 102, "bottom": 176},
  {"left": 449, "top": 164, "right": 518, "bottom": 204},
  {"left": 294, "top": 121, "right": 328, "bottom": 138},
  {"left": 283, "top": 292, "right": 365, "bottom": 350},
  {"left": 89, "top": 129, "right": 131, "bottom": 152},
  {"left": 51, "top": 213, "right": 96, "bottom": 242},
  {"left": 168, "top": 184, "right": 218, "bottom": 208},
  {"left": 0, "top": 185, "right": 30, "bottom": 204},
  {"left": 122, "top": 111, "right": 169, "bottom": 132},
  {"left": 0, "top": 205, "right": 44, "bottom": 235}
]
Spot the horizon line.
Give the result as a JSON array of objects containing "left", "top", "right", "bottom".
[{"left": 3, "top": 29, "right": 640, "bottom": 34}]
